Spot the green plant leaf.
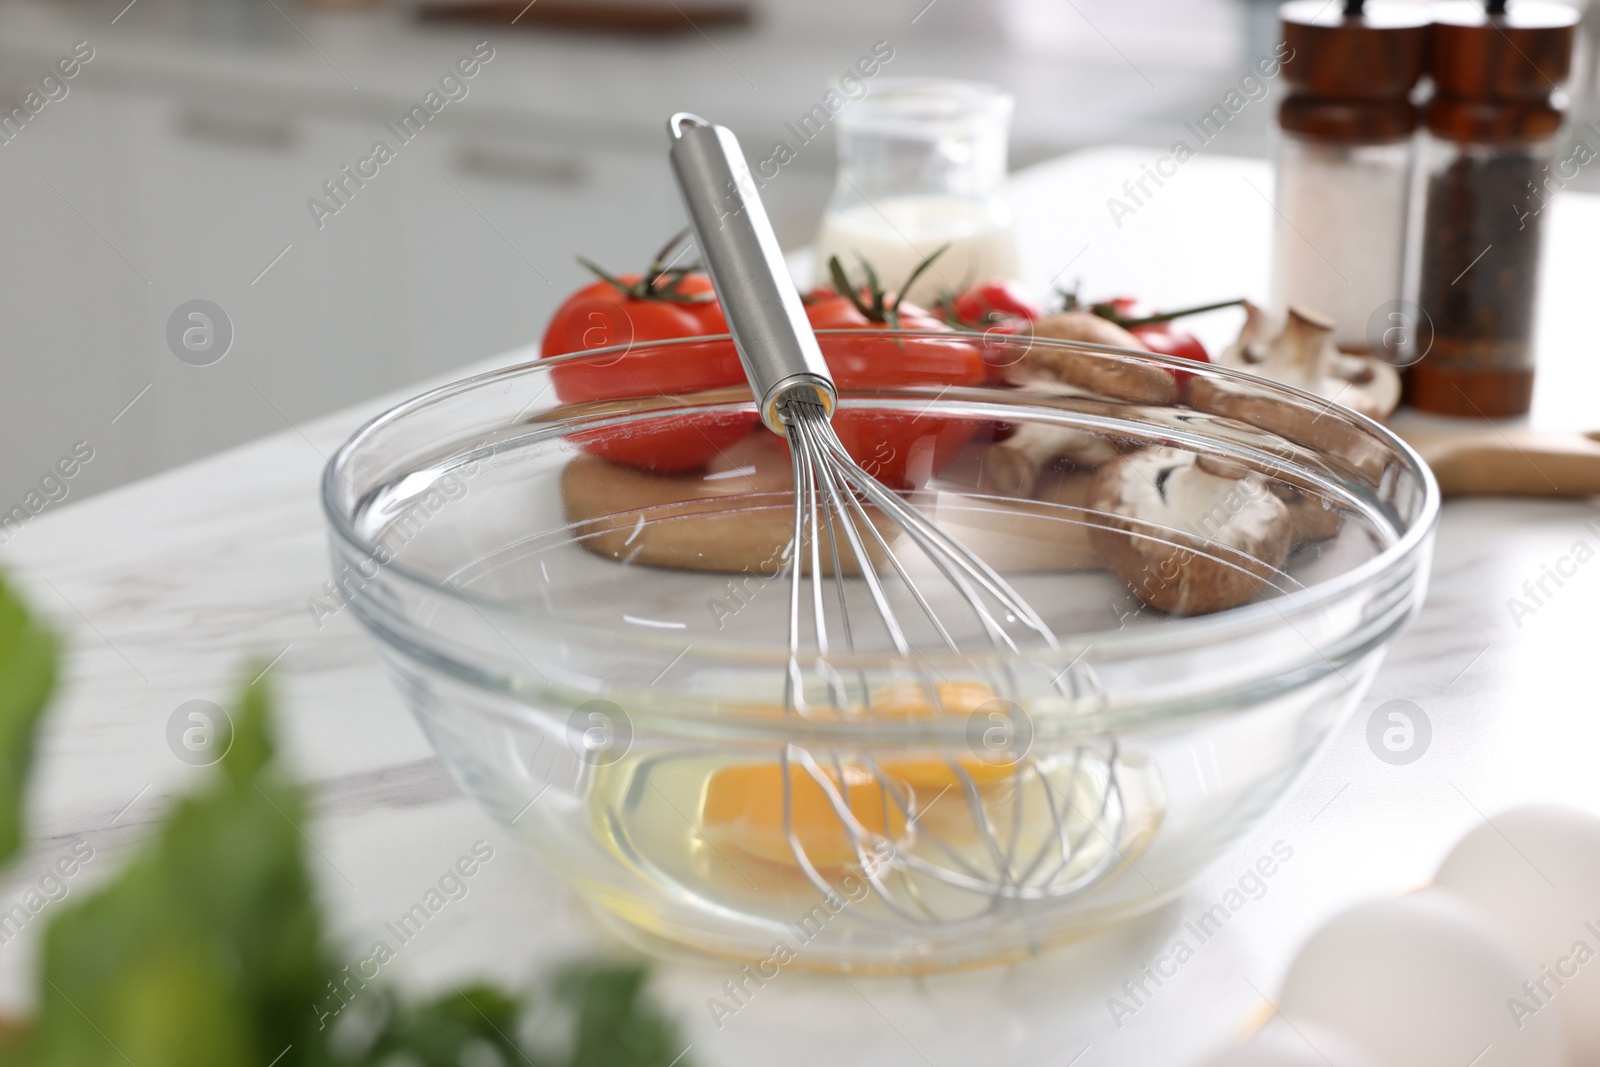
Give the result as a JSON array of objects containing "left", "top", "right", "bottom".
[
  {"left": 354, "top": 983, "right": 527, "bottom": 1066},
  {"left": 0, "top": 651, "right": 693, "bottom": 1067},
  {"left": 561, "top": 962, "right": 692, "bottom": 1067},
  {"left": 0, "top": 574, "right": 58, "bottom": 869},
  {"left": 23, "top": 672, "right": 335, "bottom": 1067}
]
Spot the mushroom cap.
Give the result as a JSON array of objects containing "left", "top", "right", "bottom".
[
  {"left": 1008, "top": 312, "right": 1178, "bottom": 406},
  {"left": 1030, "top": 309, "right": 1144, "bottom": 349},
  {"left": 1216, "top": 302, "right": 1400, "bottom": 421},
  {"left": 1085, "top": 447, "right": 1293, "bottom": 615},
  {"left": 987, "top": 314, "right": 1180, "bottom": 491},
  {"left": 1273, "top": 482, "right": 1345, "bottom": 547}
]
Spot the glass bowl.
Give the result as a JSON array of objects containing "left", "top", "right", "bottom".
[{"left": 323, "top": 330, "right": 1438, "bottom": 974}]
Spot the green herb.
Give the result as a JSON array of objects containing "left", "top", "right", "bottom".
[
  {"left": 0, "top": 575, "right": 57, "bottom": 869},
  {"left": 558, "top": 961, "right": 690, "bottom": 1067},
  {"left": 0, "top": 578, "right": 692, "bottom": 1067},
  {"left": 25, "top": 675, "right": 334, "bottom": 1067},
  {"left": 349, "top": 983, "right": 528, "bottom": 1066}
]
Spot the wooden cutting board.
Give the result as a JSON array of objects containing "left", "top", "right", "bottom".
[{"left": 1397, "top": 427, "right": 1600, "bottom": 499}]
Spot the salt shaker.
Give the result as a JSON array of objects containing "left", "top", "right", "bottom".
[
  {"left": 813, "top": 79, "right": 1017, "bottom": 307},
  {"left": 1270, "top": 0, "right": 1429, "bottom": 355},
  {"left": 1409, "top": 0, "right": 1579, "bottom": 418}
]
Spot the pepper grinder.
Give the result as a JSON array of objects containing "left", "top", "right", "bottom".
[
  {"left": 1410, "top": 0, "right": 1579, "bottom": 418},
  {"left": 1271, "top": 0, "right": 1429, "bottom": 354}
]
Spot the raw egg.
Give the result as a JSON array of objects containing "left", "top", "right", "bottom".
[
  {"left": 700, "top": 681, "right": 1028, "bottom": 870},
  {"left": 701, "top": 761, "right": 909, "bottom": 869},
  {"left": 1200, "top": 1017, "right": 1380, "bottom": 1067},
  {"left": 1278, "top": 890, "right": 1564, "bottom": 1067},
  {"left": 1434, "top": 804, "right": 1600, "bottom": 1066},
  {"left": 869, "top": 680, "right": 1026, "bottom": 789},
  {"left": 866, "top": 679, "right": 998, "bottom": 718}
]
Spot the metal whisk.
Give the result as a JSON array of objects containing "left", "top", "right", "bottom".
[
  {"left": 667, "top": 114, "right": 1137, "bottom": 920},
  {"left": 668, "top": 114, "right": 1054, "bottom": 661}
]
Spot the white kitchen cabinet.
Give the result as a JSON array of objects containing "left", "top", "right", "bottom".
[
  {"left": 0, "top": 80, "right": 423, "bottom": 509},
  {"left": 0, "top": 0, "right": 1260, "bottom": 516},
  {"left": 118, "top": 89, "right": 411, "bottom": 470},
  {"left": 0, "top": 76, "right": 152, "bottom": 511},
  {"left": 387, "top": 128, "right": 685, "bottom": 375},
  {"left": 0, "top": 78, "right": 704, "bottom": 512}
]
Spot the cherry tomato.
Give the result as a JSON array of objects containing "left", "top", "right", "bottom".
[
  {"left": 1094, "top": 296, "right": 1213, "bottom": 364},
  {"left": 1087, "top": 295, "right": 1215, "bottom": 388},
  {"left": 950, "top": 278, "right": 1044, "bottom": 329},
  {"left": 803, "top": 290, "right": 987, "bottom": 489},
  {"left": 936, "top": 279, "right": 1044, "bottom": 386},
  {"left": 541, "top": 273, "right": 751, "bottom": 474},
  {"left": 1128, "top": 325, "right": 1209, "bottom": 364},
  {"left": 669, "top": 272, "right": 727, "bottom": 335}
]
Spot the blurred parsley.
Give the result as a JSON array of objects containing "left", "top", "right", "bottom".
[
  {"left": 0, "top": 575, "right": 57, "bottom": 869},
  {"left": 0, "top": 578, "right": 693, "bottom": 1067}
]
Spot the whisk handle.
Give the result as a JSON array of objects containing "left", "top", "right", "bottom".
[{"left": 668, "top": 113, "right": 836, "bottom": 434}]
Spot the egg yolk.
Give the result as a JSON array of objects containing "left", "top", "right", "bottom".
[
  {"left": 701, "top": 682, "right": 1028, "bottom": 869},
  {"left": 866, "top": 680, "right": 997, "bottom": 719},
  {"left": 869, "top": 681, "right": 1026, "bottom": 790},
  {"left": 701, "top": 762, "right": 909, "bottom": 869}
]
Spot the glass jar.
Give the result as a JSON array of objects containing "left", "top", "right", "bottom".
[{"left": 814, "top": 79, "right": 1017, "bottom": 306}]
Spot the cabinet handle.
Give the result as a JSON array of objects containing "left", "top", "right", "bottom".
[
  {"left": 453, "top": 144, "right": 588, "bottom": 188},
  {"left": 175, "top": 109, "right": 296, "bottom": 152}
]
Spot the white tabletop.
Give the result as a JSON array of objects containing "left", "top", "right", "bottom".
[{"left": 3, "top": 147, "right": 1598, "bottom": 1066}]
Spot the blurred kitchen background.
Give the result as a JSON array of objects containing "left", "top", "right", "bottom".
[{"left": 0, "top": 0, "right": 1595, "bottom": 510}]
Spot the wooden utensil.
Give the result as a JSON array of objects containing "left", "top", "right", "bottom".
[{"left": 1397, "top": 427, "right": 1600, "bottom": 498}]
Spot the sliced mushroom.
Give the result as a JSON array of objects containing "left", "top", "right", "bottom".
[
  {"left": 983, "top": 312, "right": 1178, "bottom": 496},
  {"left": 981, "top": 386, "right": 1126, "bottom": 497},
  {"left": 1214, "top": 303, "right": 1400, "bottom": 421},
  {"left": 1272, "top": 482, "right": 1344, "bottom": 547},
  {"left": 1086, "top": 448, "right": 1293, "bottom": 615},
  {"left": 1009, "top": 312, "right": 1179, "bottom": 406}
]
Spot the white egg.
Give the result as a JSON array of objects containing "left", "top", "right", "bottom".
[
  {"left": 1279, "top": 890, "right": 1565, "bottom": 1067},
  {"left": 1199, "top": 1017, "right": 1382, "bottom": 1066},
  {"left": 1436, "top": 805, "right": 1600, "bottom": 1066}
]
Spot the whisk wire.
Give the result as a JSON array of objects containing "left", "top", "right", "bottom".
[
  {"left": 670, "top": 113, "right": 1137, "bottom": 934},
  {"left": 786, "top": 404, "right": 911, "bottom": 657},
  {"left": 816, "top": 427, "right": 1057, "bottom": 649},
  {"left": 805, "top": 414, "right": 962, "bottom": 656},
  {"left": 782, "top": 425, "right": 809, "bottom": 715}
]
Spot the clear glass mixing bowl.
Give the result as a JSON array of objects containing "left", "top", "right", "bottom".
[{"left": 323, "top": 331, "right": 1438, "bottom": 974}]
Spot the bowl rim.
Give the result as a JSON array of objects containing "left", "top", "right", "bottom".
[{"left": 322, "top": 329, "right": 1440, "bottom": 673}]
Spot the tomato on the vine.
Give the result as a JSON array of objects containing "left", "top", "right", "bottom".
[
  {"left": 1127, "top": 325, "right": 1209, "bottom": 364},
  {"left": 801, "top": 253, "right": 988, "bottom": 489},
  {"left": 667, "top": 272, "right": 728, "bottom": 335},
  {"left": 1086, "top": 295, "right": 1248, "bottom": 367},
  {"left": 1091, "top": 297, "right": 1205, "bottom": 364},
  {"left": 947, "top": 278, "right": 1044, "bottom": 331},
  {"left": 930, "top": 279, "right": 1043, "bottom": 387},
  {"left": 540, "top": 233, "right": 751, "bottom": 474}
]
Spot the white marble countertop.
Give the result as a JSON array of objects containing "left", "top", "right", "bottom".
[{"left": 3, "top": 148, "right": 1598, "bottom": 1066}]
